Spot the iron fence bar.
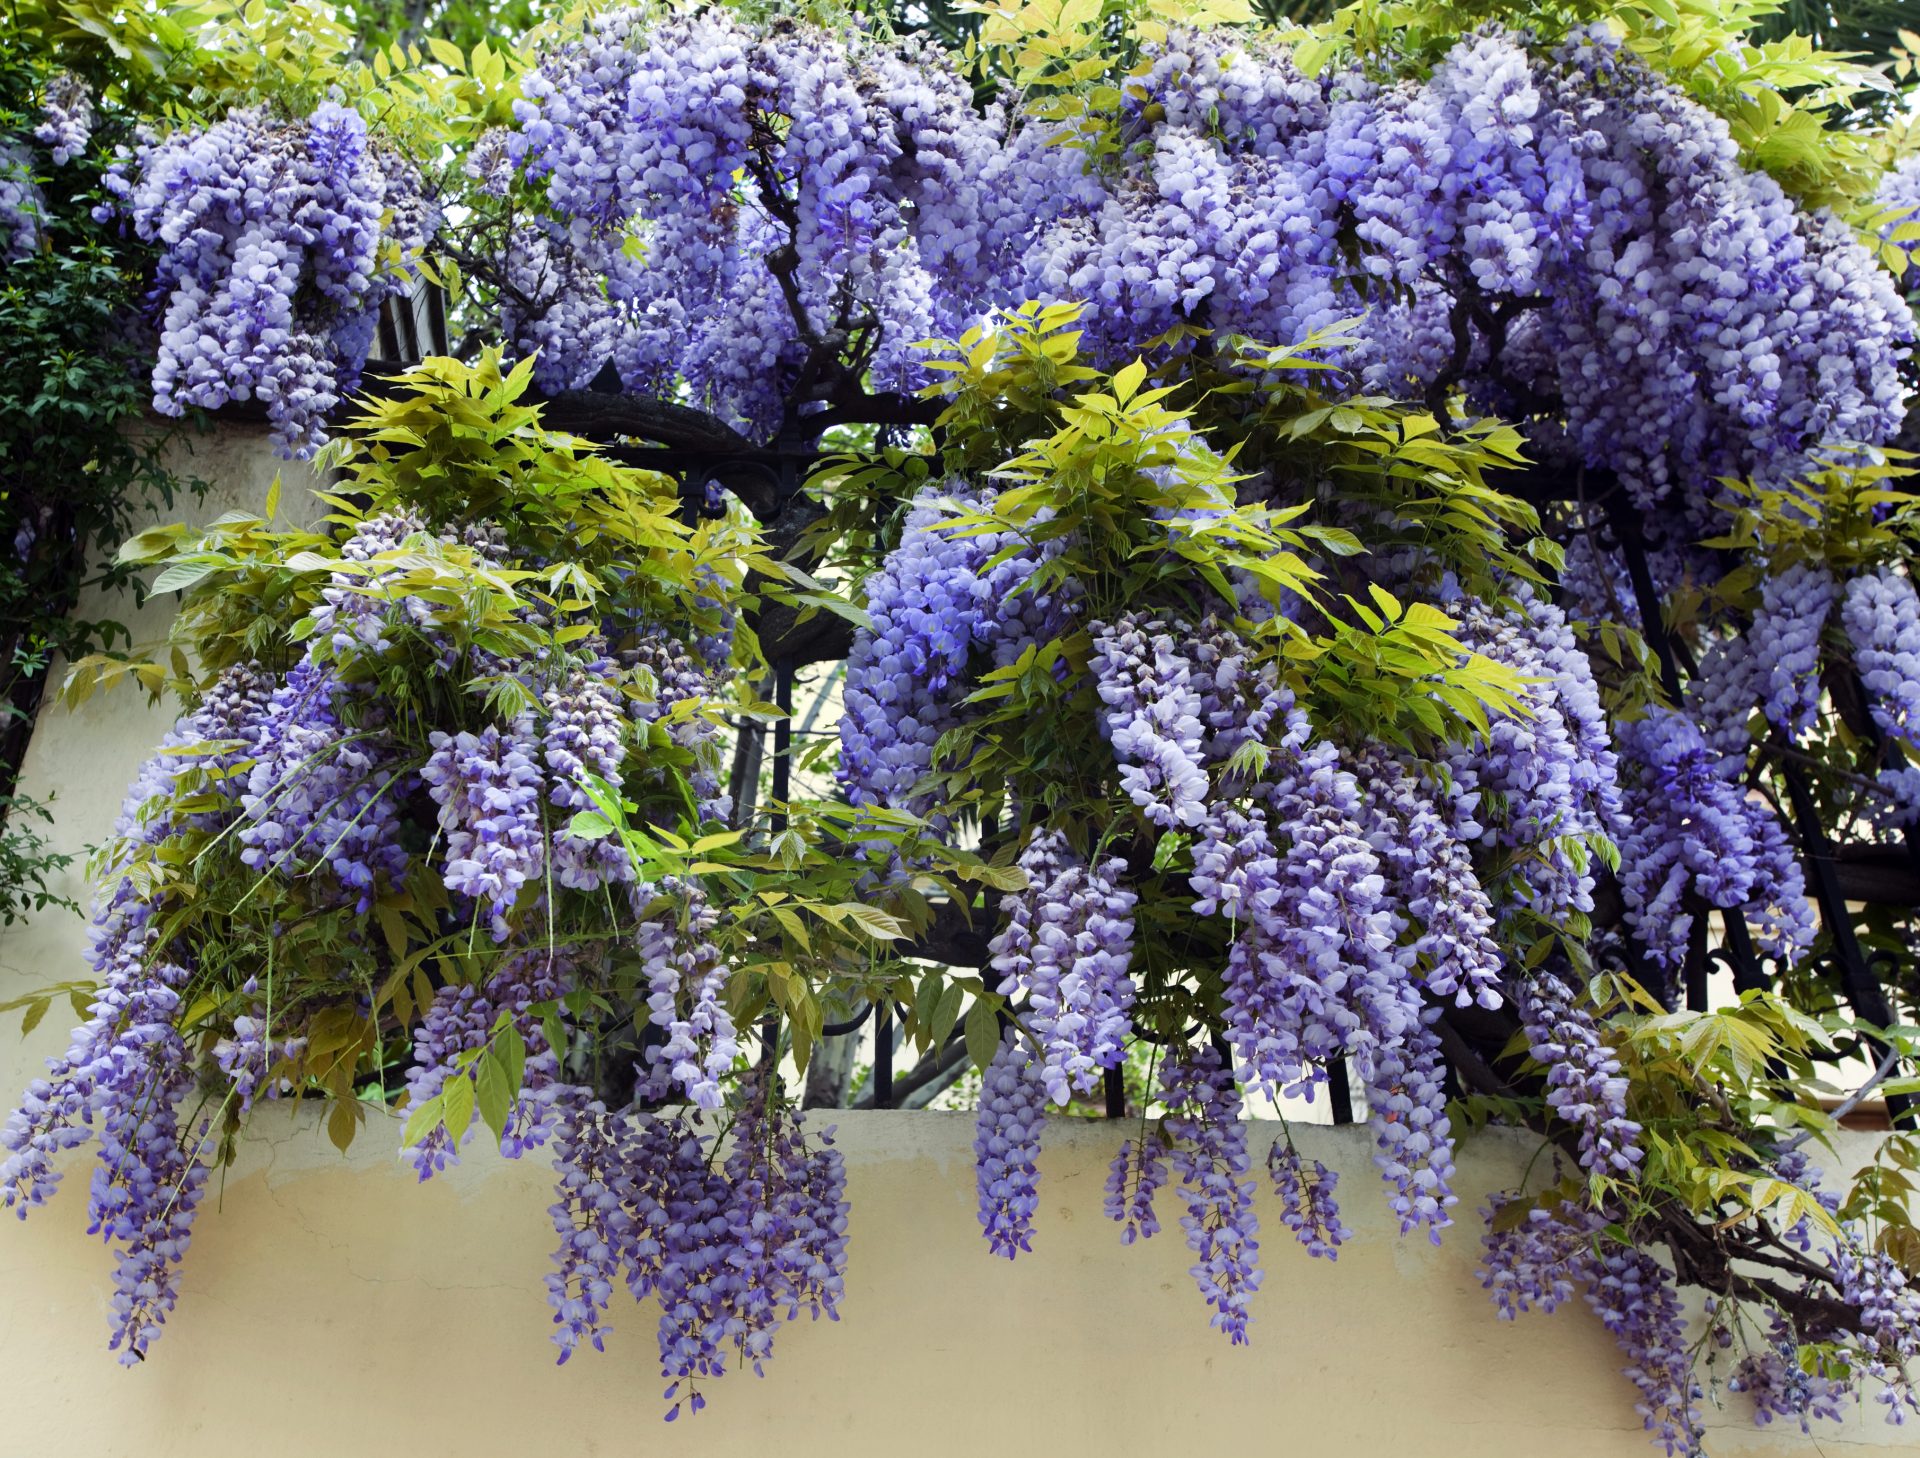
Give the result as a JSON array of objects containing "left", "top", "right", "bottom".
[
  {"left": 1328, "top": 1056, "right": 1355, "bottom": 1126},
  {"left": 771, "top": 658, "right": 793, "bottom": 831},
  {"left": 820, "top": 1004, "right": 875, "bottom": 1038},
  {"left": 1603, "top": 491, "right": 1683, "bottom": 702},
  {"left": 1104, "top": 1066, "right": 1125, "bottom": 1119},
  {"left": 1682, "top": 894, "right": 1711, "bottom": 1012},
  {"left": 1717, "top": 909, "right": 1768, "bottom": 995},
  {"left": 873, "top": 1008, "right": 894, "bottom": 1109},
  {"left": 1605, "top": 491, "right": 1775, "bottom": 1015},
  {"left": 1779, "top": 764, "right": 1913, "bottom": 1127}
]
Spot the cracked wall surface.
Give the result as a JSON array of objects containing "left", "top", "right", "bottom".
[{"left": 1, "top": 424, "right": 1917, "bottom": 1458}]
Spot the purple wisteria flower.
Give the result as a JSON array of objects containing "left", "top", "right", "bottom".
[{"left": 974, "top": 1029, "right": 1046, "bottom": 1258}]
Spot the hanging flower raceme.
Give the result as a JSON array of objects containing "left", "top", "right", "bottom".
[
  {"left": 1090, "top": 615, "right": 1213, "bottom": 829},
  {"left": 0, "top": 360, "right": 759, "bottom": 1386},
  {"left": 988, "top": 829, "right": 1138, "bottom": 1105},
  {"left": 840, "top": 480, "right": 1071, "bottom": 838},
  {"left": 1444, "top": 586, "right": 1625, "bottom": 922},
  {"left": 0, "top": 139, "right": 43, "bottom": 262},
  {"left": 498, "top": 16, "right": 1907, "bottom": 502},
  {"left": 1161, "top": 1044, "right": 1262, "bottom": 1345},
  {"left": 974, "top": 1030, "right": 1046, "bottom": 1259},
  {"left": 35, "top": 71, "right": 93, "bottom": 165},
  {"left": 635, "top": 879, "right": 740, "bottom": 1112},
  {"left": 1842, "top": 566, "right": 1920, "bottom": 819},
  {"left": 96, "top": 102, "right": 437, "bottom": 456},
  {"left": 1751, "top": 561, "right": 1836, "bottom": 740},
  {"left": 1615, "top": 707, "right": 1815, "bottom": 984},
  {"left": 1267, "top": 1140, "right": 1349, "bottom": 1261},
  {"left": 1511, "top": 968, "right": 1641, "bottom": 1177}
]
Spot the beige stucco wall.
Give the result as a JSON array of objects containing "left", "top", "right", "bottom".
[{"left": 2, "top": 425, "right": 1918, "bottom": 1458}]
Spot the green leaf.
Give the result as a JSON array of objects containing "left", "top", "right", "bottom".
[
  {"left": 837, "top": 903, "right": 907, "bottom": 941},
  {"left": 930, "top": 983, "right": 966, "bottom": 1049},
  {"left": 327, "top": 1099, "right": 359, "bottom": 1154},
  {"left": 19, "top": 998, "right": 49, "bottom": 1036},
  {"left": 771, "top": 828, "right": 807, "bottom": 870},
  {"left": 401, "top": 1091, "right": 444, "bottom": 1150},
  {"left": 498, "top": 1022, "right": 527, "bottom": 1093},
  {"left": 475, "top": 1054, "right": 512, "bottom": 1142},
  {"left": 771, "top": 904, "right": 812, "bottom": 952},
  {"left": 966, "top": 998, "right": 1002, "bottom": 1074},
  {"left": 441, "top": 1072, "right": 475, "bottom": 1145},
  {"left": 150, "top": 559, "right": 219, "bottom": 595}
]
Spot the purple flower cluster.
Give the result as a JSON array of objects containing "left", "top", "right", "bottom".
[
  {"left": 634, "top": 880, "right": 740, "bottom": 1111},
  {"left": 35, "top": 71, "right": 93, "bottom": 165},
  {"left": 1520, "top": 28, "right": 1907, "bottom": 506},
  {"left": 1267, "top": 1140, "right": 1349, "bottom": 1260},
  {"left": 238, "top": 663, "right": 413, "bottom": 913},
  {"left": 1160, "top": 1045, "right": 1261, "bottom": 1344},
  {"left": 88, "top": 998, "right": 209, "bottom": 1366},
  {"left": 1729, "top": 1312, "right": 1849, "bottom": 1433},
  {"left": 507, "top": 14, "right": 998, "bottom": 433},
  {"left": 988, "top": 829, "right": 1137, "bottom": 1104},
  {"left": 1480, "top": 1203, "right": 1702, "bottom": 1454},
  {"left": 541, "top": 1081, "right": 847, "bottom": 1418},
  {"left": 1751, "top": 560, "right": 1835, "bottom": 739},
  {"left": 545, "top": 1086, "right": 632, "bottom": 1361},
  {"left": 624, "top": 632, "right": 734, "bottom": 824},
  {"left": 974, "top": 1030, "right": 1046, "bottom": 1258},
  {"left": 211, "top": 994, "right": 307, "bottom": 1116},
  {"left": 401, "top": 950, "right": 571, "bottom": 1180},
  {"left": 714, "top": 1074, "right": 851, "bottom": 1371},
  {"left": 1186, "top": 716, "right": 1457, "bottom": 1241},
  {"left": 653, "top": 1094, "right": 848, "bottom": 1417},
  {"left": 1090, "top": 615, "right": 1211, "bottom": 829},
  {"left": 840, "top": 483, "right": 1067, "bottom": 823},
  {"left": 1616, "top": 707, "right": 1815, "bottom": 982},
  {"left": 1355, "top": 746, "right": 1503, "bottom": 1010},
  {"left": 1353, "top": 1026, "right": 1456, "bottom": 1244},
  {"left": 1843, "top": 566, "right": 1920, "bottom": 819},
  {"left": 543, "top": 668, "right": 633, "bottom": 891},
  {"left": 1845, "top": 567, "right": 1920, "bottom": 746},
  {"left": 0, "top": 658, "right": 292, "bottom": 1235},
  {"left": 1445, "top": 587, "right": 1624, "bottom": 921},
  {"left": 1687, "top": 636, "right": 1760, "bottom": 775},
  {"left": 501, "top": 18, "right": 1907, "bottom": 501},
  {"left": 1831, "top": 1234, "right": 1920, "bottom": 1417},
  {"left": 1103, "top": 1130, "right": 1168, "bottom": 1246},
  {"left": 1186, "top": 615, "right": 1295, "bottom": 779},
  {"left": 1513, "top": 968, "right": 1641, "bottom": 1176},
  {"left": 1, "top": 936, "right": 207, "bottom": 1363},
  {"left": 1479, "top": 1197, "right": 1600, "bottom": 1320},
  {"left": 305, "top": 511, "right": 447, "bottom": 663},
  {"left": 97, "top": 103, "right": 436, "bottom": 456},
  {"left": 108, "top": 660, "right": 278, "bottom": 856},
  {"left": 421, "top": 715, "right": 548, "bottom": 941},
  {"left": 0, "top": 139, "right": 44, "bottom": 262},
  {"left": 0, "top": 650, "right": 321, "bottom": 1359},
  {"left": 1584, "top": 1242, "right": 1704, "bottom": 1455},
  {"left": 1188, "top": 802, "right": 1328, "bottom": 1100}
]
